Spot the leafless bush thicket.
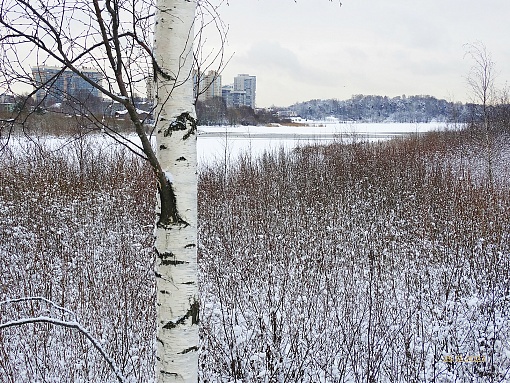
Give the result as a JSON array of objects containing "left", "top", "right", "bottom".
[
  {"left": 0, "top": 138, "right": 156, "bottom": 382},
  {"left": 199, "top": 128, "right": 510, "bottom": 382},
  {"left": 1, "top": 127, "right": 509, "bottom": 382}
]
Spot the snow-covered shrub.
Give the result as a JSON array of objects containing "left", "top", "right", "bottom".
[
  {"left": 0, "top": 138, "right": 156, "bottom": 383},
  {"left": 198, "top": 129, "right": 510, "bottom": 382},
  {"left": 1, "top": 128, "right": 508, "bottom": 382}
]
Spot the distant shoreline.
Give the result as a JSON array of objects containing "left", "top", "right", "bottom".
[{"left": 197, "top": 131, "right": 412, "bottom": 140}]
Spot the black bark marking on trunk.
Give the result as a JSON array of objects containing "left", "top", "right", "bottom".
[
  {"left": 160, "top": 371, "right": 179, "bottom": 377},
  {"left": 163, "top": 321, "right": 177, "bottom": 330},
  {"left": 182, "top": 114, "right": 197, "bottom": 140},
  {"left": 153, "top": 59, "right": 175, "bottom": 81},
  {"left": 191, "top": 299, "right": 199, "bottom": 325},
  {"left": 176, "top": 156, "right": 187, "bottom": 161},
  {"left": 163, "top": 112, "right": 195, "bottom": 137},
  {"left": 160, "top": 144, "right": 167, "bottom": 150},
  {"left": 184, "top": 243, "right": 196, "bottom": 249},
  {"left": 182, "top": 281, "right": 195, "bottom": 285},
  {"left": 160, "top": 290, "right": 171, "bottom": 295},
  {"left": 157, "top": 177, "right": 190, "bottom": 227},
  {"left": 156, "top": 337, "right": 164, "bottom": 346},
  {"left": 178, "top": 346, "right": 198, "bottom": 354},
  {"left": 157, "top": 250, "right": 189, "bottom": 266},
  {"left": 162, "top": 300, "right": 199, "bottom": 330},
  {"left": 156, "top": 250, "right": 173, "bottom": 259},
  {"left": 162, "top": 259, "right": 188, "bottom": 266},
  {"left": 155, "top": 272, "right": 171, "bottom": 282},
  {"left": 161, "top": 112, "right": 197, "bottom": 140},
  {"left": 157, "top": 113, "right": 196, "bottom": 226}
]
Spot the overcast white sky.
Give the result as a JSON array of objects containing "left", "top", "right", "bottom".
[{"left": 211, "top": 0, "right": 510, "bottom": 107}]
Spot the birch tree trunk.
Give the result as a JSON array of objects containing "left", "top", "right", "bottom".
[{"left": 153, "top": 1, "right": 198, "bottom": 382}]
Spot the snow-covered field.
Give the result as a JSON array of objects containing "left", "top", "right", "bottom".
[{"left": 1, "top": 124, "right": 509, "bottom": 382}]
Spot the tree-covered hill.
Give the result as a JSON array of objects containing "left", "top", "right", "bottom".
[{"left": 288, "top": 94, "right": 475, "bottom": 123}]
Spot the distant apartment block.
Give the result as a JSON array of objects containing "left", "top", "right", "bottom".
[
  {"left": 32, "top": 66, "right": 103, "bottom": 106},
  {"left": 0, "top": 92, "right": 16, "bottom": 113},
  {"left": 222, "top": 85, "right": 245, "bottom": 108},
  {"left": 234, "top": 74, "right": 256, "bottom": 108},
  {"left": 221, "top": 85, "right": 233, "bottom": 107},
  {"left": 193, "top": 70, "right": 222, "bottom": 102},
  {"left": 222, "top": 74, "right": 256, "bottom": 108},
  {"left": 202, "top": 71, "right": 222, "bottom": 101}
]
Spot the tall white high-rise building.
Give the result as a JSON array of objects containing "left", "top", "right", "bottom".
[
  {"left": 233, "top": 74, "right": 256, "bottom": 108},
  {"left": 195, "top": 70, "right": 222, "bottom": 102}
]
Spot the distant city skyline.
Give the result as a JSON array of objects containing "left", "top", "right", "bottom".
[
  {"left": 31, "top": 66, "right": 102, "bottom": 106},
  {"left": 196, "top": 71, "right": 257, "bottom": 109},
  {"left": 209, "top": 0, "right": 510, "bottom": 108},
  {"left": 5, "top": 1, "right": 510, "bottom": 110}
]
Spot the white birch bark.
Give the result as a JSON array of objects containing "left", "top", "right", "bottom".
[{"left": 153, "top": 1, "right": 198, "bottom": 382}]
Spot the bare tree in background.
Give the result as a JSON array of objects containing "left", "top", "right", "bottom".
[
  {"left": 0, "top": 0, "right": 227, "bottom": 382},
  {"left": 465, "top": 42, "right": 496, "bottom": 188}
]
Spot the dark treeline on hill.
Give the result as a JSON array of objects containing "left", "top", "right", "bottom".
[
  {"left": 4, "top": 93, "right": 509, "bottom": 129},
  {"left": 196, "top": 94, "right": 510, "bottom": 128},
  {"left": 288, "top": 94, "right": 508, "bottom": 124},
  {"left": 196, "top": 94, "right": 472, "bottom": 126}
]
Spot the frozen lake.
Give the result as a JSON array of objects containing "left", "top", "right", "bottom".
[
  {"left": 2, "top": 122, "right": 452, "bottom": 165},
  {"left": 197, "top": 122, "right": 451, "bottom": 164}
]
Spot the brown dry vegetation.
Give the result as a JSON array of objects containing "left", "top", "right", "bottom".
[
  {"left": 199, "top": 126, "right": 510, "bottom": 382},
  {"left": 0, "top": 139, "right": 156, "bottom": 382},
  {"left": 0, "top": 112, "right": 136, "bottom": 138},
  {"left": 0, "top": 126, "right": 509, "bottom": 382}
]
